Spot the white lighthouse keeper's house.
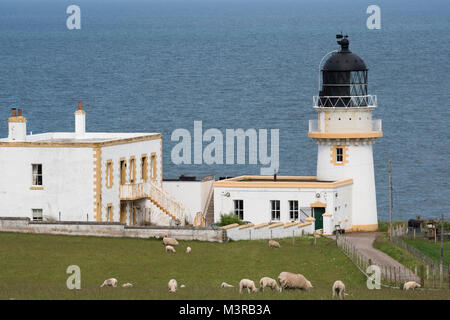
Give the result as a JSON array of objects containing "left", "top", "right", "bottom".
[
  {"left": 0, "top": 103, "right": 188, "bottom": 226},
  {"left": 214, "top": 35, "right": 382, "bottom": 233}
]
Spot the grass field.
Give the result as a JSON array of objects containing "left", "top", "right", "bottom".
[
  {"left": 0, "top": 232, "right": 449, "bottom": 300},
  {"left": 404, "top": 238, "right": 450, "bottom": 265},
  {"left": 373, "top": 233, "right": 424, "bottom": 269}
]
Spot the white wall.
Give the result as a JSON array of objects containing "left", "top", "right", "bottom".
[
  {"left": 0, "top": 147, "right": 94, "bottom": 221},
  {"left": 317, "top": 141, "right": 377, "bottom": 227},
  {"left": 163, "top": 179, "right": 214, "bottom": 223}
]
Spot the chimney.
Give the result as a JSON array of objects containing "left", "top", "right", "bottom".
[
  {"left": 74, "top": 101, "right": 86, "bottom": 136},
  {"left": 8, "top": 108, "right": 27, "bottom": 141}
]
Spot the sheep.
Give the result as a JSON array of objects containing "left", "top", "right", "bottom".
[
  {"left": 168, "top": 279, "right": 178, "bottom": 293},
  {"left": 122, "top": 283, "right": 133, "bottom": 288},
  {"left": 186, "top": 247, "right": 192, "bottom": 254},
  {"left": 332, "top": 280, "right": 346, "bottom": 299},
  {"left": 259, "top": 277, "right": 281, "bottom": 292},
  {"left": 165, "top": 245, "right": 176, "bottom": 253},
  {"left": 220, "top": 282, "right": 234, "bottom": 288},
  {"left": 277, "top": 272, "right": 313, "bottom": 291},
  {"left": 100, "top": 278, "right": 118, "bottom": 288},
  {"left": 403, "top": 281, "right": 421, "bottom": 291},
  {"left": 239, "top": 279, "right": 258, "bottom": 294},
  {"left": 268, "top": 240, "right": 280, "bottom": 248},
  {"left": 155, "top": 232, "right": 168, "bottom": 239},
  {"left": 180, "top": 284, "right": 186, "bottom": 288},
  {"left": 163, "top": 237, "right": 179, "bottom": 246}
]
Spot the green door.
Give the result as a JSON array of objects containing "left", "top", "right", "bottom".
[{"left": 313, "top": 207, "right": 325, "bottom": 230}]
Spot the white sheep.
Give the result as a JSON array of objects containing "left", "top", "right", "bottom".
[
  {"left": 122, "top": 283, "right": 133, "bottom": 288},
  {"left": 220, "top": 282, "right": 234, "bottom": 288},
  {"left": 239, "top": 279, "right": 258, "bottom": 294},
  {"left": 332, "top": 280, "right": 346, "bottom": 299},
  {"left": 403, "top": 281, "right": 421, "bottom": 290},
  {"left": 100, "top": 278, "right": 118, "bottom": 288},
  {"left": 165, "top": 245, "right": 176, "bottom": 253},
  {"left": 155, "top": 232, "right": 168, "bottom": 239},
  {"left": 268, "top": 239, "right": 280, "bottom": 248},
  {"left": 168, "top": 279, "right": 178, "bottom": 293},
  {"left": 186, "top": 247, "right": 192, "bottom": 254},
  {"left": 180, "top": 284, "right": 186, "bottom": 288},
  {"left": 259, "top": 277, "right": 281, "bottom": 292},
  {"left": 277, "top": 272, "right": 313, "bottom": 291},
  {"left": 163, "top": 237, "right": 179, "bottom": 246}
]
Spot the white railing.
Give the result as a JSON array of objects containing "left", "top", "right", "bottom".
[
  {"left": 120, "top": 180, "right": 186, "bottom": 223},
  {"left": 313, "top": 95, "right": 377, "bottom": 108}
]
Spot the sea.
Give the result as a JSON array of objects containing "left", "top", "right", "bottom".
[{"left": 0, "top": 0, "right": 449, "bottom": 221}]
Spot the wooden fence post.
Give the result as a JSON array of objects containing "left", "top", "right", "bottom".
[{"left": 420, "top": 265, "right": 425, "bottom": 288}]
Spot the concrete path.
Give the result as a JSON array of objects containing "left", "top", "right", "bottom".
[{"left": 335, "top": 232, "right": 420, "bottom": 282}]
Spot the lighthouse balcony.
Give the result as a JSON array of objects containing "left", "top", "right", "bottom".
[
  {"left": 313, "top": 95, "right": 377, "bottom": 108},
  {"left": 308, "top": 119, "right": 382, "bottom": 139}
]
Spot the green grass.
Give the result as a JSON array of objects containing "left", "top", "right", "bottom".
[
  {"left": 0, "top": 232, "right": 448, "bottom": 300},
  {"left": 404, "top": 238, "right": 450, "bottom": 265},
  {"left": 377, "top": 221, "right": 407, "bottom": 232},
  {"left": 373, "top": 233, "right": 424, "bottom": 269}
]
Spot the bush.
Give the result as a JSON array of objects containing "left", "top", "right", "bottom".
[{"left": 216, "top": 212, "right": 244, "bottom": 226}]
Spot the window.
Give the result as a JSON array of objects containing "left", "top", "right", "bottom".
[
  {"left": 234, "top": 200, "right": 244, "bottom": 220},
  {"left": 129, "top": 157, "right": 136, "bottom": 183},
  {"left": 150, "top": 153, "right": 157, "bottom": 180},
  {"left": 120, "top": 160, "right": 127, "bottom": 185},
  {"left": 32, "top": 164, "right": 42, "bottom": 186},
  {"left": 107, "top": 204, "right": 113, "bottom": 222},
  {"left": 336, "top": 147, "right": 343, "bottom": 163},
  {"left": 270, "top": 200, "right": 280, "bottom": 221},
  {"left": 289, "top": 200, "right": 299, "bottom": 221},
  {"left": 32, "top": 209, "right": 43, "bottom": 221},
  {"left": 106, "top": 160, "right": 113, "bottom": 188},
  {"left": 141, "top": 155, "right": 148, "bottom": 181}
]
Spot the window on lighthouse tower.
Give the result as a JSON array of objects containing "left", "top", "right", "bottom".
[{"left": 336, "top": 148, "right": 344, "bottom": 163}]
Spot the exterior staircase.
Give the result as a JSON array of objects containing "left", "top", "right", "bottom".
[
  {"left": 120, "top": 180, "right": 186, "bottom": 225},
  {"left": 205, "top": 190, "right": 215, "bottom": 226}
]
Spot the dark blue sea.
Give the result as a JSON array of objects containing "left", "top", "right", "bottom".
[{"left": 0, "top": 0, "right": 449, "bottom": 221}]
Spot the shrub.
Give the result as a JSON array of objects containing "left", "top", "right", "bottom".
[{"left": 216, "top": 212, "right": 244, "bottom": 226}]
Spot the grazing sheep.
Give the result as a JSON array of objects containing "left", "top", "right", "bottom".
[
  {"left": 155, "top": 232, "right": 168, "bottom": 239},
  {"left": 220, "top": 282, "right": 234, "bottom": 288},
  {"left": 163, "top": 237, "right": 179, "bottom": 246},
  {"left": 268, "top": 240, "right": 280, "bottom": 248},
  {"left": 122, "top": 283, "right": 133, "bottom": 288},
  {"left": 332, "top": 280, "right": 346, "bottom": 299},
  {"left": 180, "top": 284, "right": 186, "bottom": 288},
  {"left": 186, "top": 247, "right": 192, "bottom": 254},
  {"left": 277, "top": 272, "right": 313, "bottom": 291},
  {"left": 403, "top": 281, "right": 421, "bottom": 291},
  {"left": 100, "top": 278, "right": 118, "bottom": 288},
  {"left": 259, "top": 277, "right": 281, "bottom": 292},
  {"left": 239, "top": 279, "right": 258, "bottom": 294},
  {"left": 168, "top": 279, "right": 178, "bottom": 293},
  {"left": 165, "top": 245, "right": 176, "bottom": 253}
]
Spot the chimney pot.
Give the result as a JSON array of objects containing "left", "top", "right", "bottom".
[
  {"left": 11, "top": 108, "right": 16, "bottom": 117},
  {"left": 18, "top": 109, "right": 22, "bottom": 116},
  {"left": 78, "top": 101, "right": 82, "bottom": 110}
]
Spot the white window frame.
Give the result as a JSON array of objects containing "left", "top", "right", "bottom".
[
  {"left": 31, "top": 164, "right": 43, "bottom": 186},
  {"left": 289, "top": 200, "right": 299, "bottom": 221},
  {"left": 32, "top": 208, "right": 43, "bottom": 221},
  {"left": 234, "top": 200, "right": 244, "bottom": 220},
  {"left": 270, "top": 200, "right": 280, "bottom": 221}
]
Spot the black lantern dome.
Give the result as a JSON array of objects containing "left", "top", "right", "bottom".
[{"left": 319, "top": 35, "right": 369, "bottom": 107}]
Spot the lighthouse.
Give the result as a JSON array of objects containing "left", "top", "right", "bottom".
[{"left": 308, "top": 35, "right": 382, "bottom": 232}]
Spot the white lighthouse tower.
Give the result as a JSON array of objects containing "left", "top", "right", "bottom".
[{"left": 308, "top": 35, "right": 382, "bottom": 232}]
